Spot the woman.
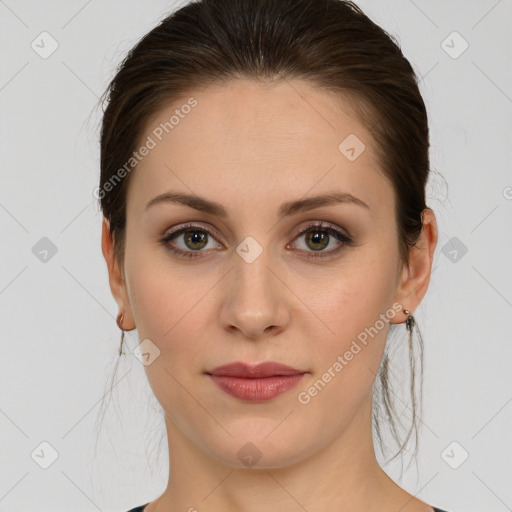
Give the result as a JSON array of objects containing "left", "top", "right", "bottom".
[{"left": 98, "top": 0, "right": 447, "bottom": 510}]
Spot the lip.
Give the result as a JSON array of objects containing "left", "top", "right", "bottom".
[
  {"left": 206, "top": 361, "right": 307, "bottom": 402},
  {"left": 207, "top": 361, "right": 305, "bottom": 378}
]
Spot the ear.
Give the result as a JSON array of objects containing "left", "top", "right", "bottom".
[
  {"left": 391, "top": 208, "right": 438, "bottom": 323},
  {"left": 101, "top": 218, "right": 135, "bottom": 330}
]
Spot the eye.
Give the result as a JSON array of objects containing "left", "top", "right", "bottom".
[
  {"left": 160, "top": 221, "right": 353, "bottom": 260},
  {"left": 160, "top": 223, "right": 223, "bottom": 259},
  {"left": 289, "top": 222, "right": 352, "bottom": 258}
]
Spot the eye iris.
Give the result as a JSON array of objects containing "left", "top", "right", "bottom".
[
  {"left": 306, "top": 231, "right": 329, "bottom": 251},
  {"left": 184, "top": 230, "right": 208, "bottom": 250}
]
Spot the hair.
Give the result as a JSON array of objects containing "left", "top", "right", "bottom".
[{"left": 96, "top": 0, "right": 433, "bottom": 469}]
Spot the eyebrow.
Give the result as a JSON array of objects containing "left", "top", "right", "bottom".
[{"left": 144, "top": 190, "right": 370, "bottom": 217}]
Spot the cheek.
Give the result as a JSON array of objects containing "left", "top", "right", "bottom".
[
  {"left": 308, "top": 249, "right": 399, "bottom": 377},
  {"left": 125, "top": 249, "right": 221, "bottom": 381},
  {"left": 125, "top": 256, "right": 210, "bottom": 417},
  {"left": 125, "top": 265, "right": 176, "bottom": 341},
  {"left": 298, "top": 283, "right": 393, "bottom": 425},
  {"left": 125, "top": 243, "right": 204, "bottom": 339}
]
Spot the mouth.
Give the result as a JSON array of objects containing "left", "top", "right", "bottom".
[
  {"left": 205, "top": 361, "right": 307, "bottom": 402},
  {"left": 207, "top": 361, "right": 306, "bottom": 378}
]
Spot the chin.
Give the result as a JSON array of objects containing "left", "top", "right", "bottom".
[{"left": 200, "top": 429, "right": 317, "bottom": 470}]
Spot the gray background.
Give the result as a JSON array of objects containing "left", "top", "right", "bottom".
[{"left": 1, "top": 1, "right": 511, "bottom": 511}]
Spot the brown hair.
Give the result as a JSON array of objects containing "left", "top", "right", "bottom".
[{"left": 97, "top": 0, "right": 432, "bottom": 466}]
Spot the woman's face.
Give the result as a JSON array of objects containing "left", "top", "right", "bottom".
[{"left": 107, "top": 79, "right": 425, "bottom": 468}]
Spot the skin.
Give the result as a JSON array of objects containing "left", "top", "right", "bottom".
[{"left": 102, "top": 79, "right": 438, "bottom": 512}]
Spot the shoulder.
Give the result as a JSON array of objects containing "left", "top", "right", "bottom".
[{"left": 433, "top": 507, "right": 451, "bottom": 512}]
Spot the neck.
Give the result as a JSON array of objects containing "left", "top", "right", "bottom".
[{"left": 148, "top": 394, "right": 426, "bottom": 512}]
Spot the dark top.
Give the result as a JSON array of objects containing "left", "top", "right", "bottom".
[{"left": 126, "top": 504, "right": 450, "bottom": 512}]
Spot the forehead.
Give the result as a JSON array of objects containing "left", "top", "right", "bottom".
[{"left": 128, "top": 79, "right": 392, "bottom": 215}]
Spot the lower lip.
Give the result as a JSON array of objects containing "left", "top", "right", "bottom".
[{"left": 208, "top": 374, "right": 306, "bottom": 402}]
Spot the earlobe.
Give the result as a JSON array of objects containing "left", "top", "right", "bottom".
[{"left": 391, "top": 208, "right": 438, "bottom": 322}]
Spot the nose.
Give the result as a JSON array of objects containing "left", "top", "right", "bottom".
[{"left": 219, "top": 249, "right": 290, "bottom": 340}]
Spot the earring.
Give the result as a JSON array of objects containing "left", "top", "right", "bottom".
[
  {"left": 116, "top": 311, "right": 125, "bottom": 356},
  {"left": 403, "top": 308, "right": 415, "bottom": 334}
]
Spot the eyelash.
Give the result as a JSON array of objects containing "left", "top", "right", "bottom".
[{"left": 159, "top": 221, "right": 353, "bottom": 260}]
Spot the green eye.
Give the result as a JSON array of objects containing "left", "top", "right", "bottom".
[
  {"left": 160, "top": 221, "right": 352, "bottom": 260},
  {"left": 290, "top": 223, "right": 352, "bottom": 258}
]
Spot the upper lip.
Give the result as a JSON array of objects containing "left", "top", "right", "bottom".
[{"left": 207, "top": 361, "right": 306, "bottom": 378}]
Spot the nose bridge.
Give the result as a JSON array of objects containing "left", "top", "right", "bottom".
[{"left": 220, "top": 238, "right": 289, "bottom": 337}]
